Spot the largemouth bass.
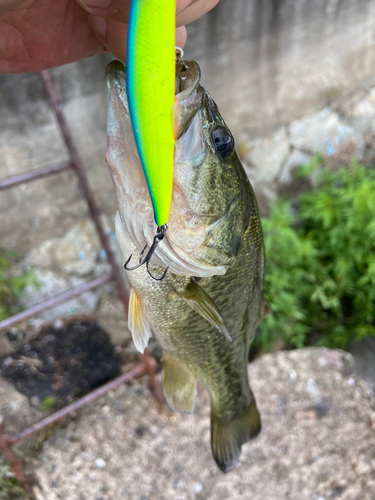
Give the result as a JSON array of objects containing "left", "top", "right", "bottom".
[{"left": 106, "top": 59, "right": 269, "bottom": 473}]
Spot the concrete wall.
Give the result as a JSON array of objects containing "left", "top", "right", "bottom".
[
  {"left": 1, "top": 0, "right": 375, "bottom": 255},
  {"left": 0, "top": 56, "right": 112, "bottom": 253},
  {"left": 185, "top": 0, "right": 375, "bottom": 140}
]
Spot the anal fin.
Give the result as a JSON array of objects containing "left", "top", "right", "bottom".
[
  {"left": 128, "top": 287, "right": 152, "bottom": 353},
  {"left": 211, "top": 400, "right": 261, "bottom": 473},
  {"left": 163, "top": 355, "right": 196, "bottom": 414},
  {"left": 175, "top": 278, "right": 232, "bottom": 342}
]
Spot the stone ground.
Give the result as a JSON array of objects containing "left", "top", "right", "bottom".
[
  {"left": 1, "top": 348, "right": 372, "bottom": 500},
  {"left": 350, "top": 338, "right": 375, "bottom": 396}
]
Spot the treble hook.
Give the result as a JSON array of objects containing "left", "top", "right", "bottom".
[{"left": 124, "top": 224, "right": 169, "bottom": 281}]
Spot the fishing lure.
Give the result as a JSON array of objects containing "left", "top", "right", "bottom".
[
  {"left": 126, "top": 0, "right": 175, "bottom": 226},
  {"left": 125, "top": 0, "right": 176, "bottom": 280}
]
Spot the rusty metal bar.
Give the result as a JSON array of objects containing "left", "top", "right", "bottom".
[
  {"left": 143, "top": 349, "right": 165, "bottom": 405},
  {"left": 0, "top": 426, "right": 34, "bottom": 497},
  {"left": 0, "top": 160, "right": 73, "bottom": 191},
  {"left": 0, "top": 272, "right": 113, "bottom": 332},
  {"left": 40, "top": 70, "right": 129, "bottom": 311},
  {"left": 6, "top": 362, "right": 147, "bottom": 446}
]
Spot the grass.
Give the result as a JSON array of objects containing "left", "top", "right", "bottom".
[{"left": 0, "top": 456, "right": 28, "bottom": 500}]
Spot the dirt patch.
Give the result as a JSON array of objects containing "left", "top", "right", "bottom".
[{"left": 0, "top": 320, "right": 122, "bottom": 409}]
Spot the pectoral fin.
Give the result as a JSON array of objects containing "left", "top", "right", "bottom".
[
  {"left": 211, "top": 400, "right": 261, "bottom": 473},
  {"left": 162, "top": 355, "right": 196, "bottom": 413},
  {"left": 175, "top": 278, "right": 232, "bottom": 342},
  {"left": 259, "top": 298, "right": 272, "bottom": 322},
  {"left": 128, "top": 288, "right": 152, "bottom": 353}
]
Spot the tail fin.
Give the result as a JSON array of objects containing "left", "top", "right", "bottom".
[{"left": 211, "top": 400, "right": 261, "bottom": 473}]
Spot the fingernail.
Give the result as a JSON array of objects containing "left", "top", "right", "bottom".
[
  {"left": 90, "top": 16, "right": 107, "bottom": 38},
  {"left": 80, "top": 0, "right": 111, "bottom": 8}
]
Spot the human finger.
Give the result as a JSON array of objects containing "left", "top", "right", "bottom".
[
  {"left": 88, "top": 15, "right": 187, "bottom": 62},
  {"left": 77, "top": 0, "right": 131, "bottom": 23},
  {"left": 176, "top": 0, "right": 219, "bottom": 26},
  {"left": 78, "top": 0, "right": 218, "bottom": 26}
]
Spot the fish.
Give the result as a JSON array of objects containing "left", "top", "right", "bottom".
[
  {"left": 126, "top": 0, "right": 176, "bottom": 227},
  {"left": 105, "top": 58, "right": 269, "bottom": 473}
]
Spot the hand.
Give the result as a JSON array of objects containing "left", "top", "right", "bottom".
[{"left": 0, "top": 0, "right": 220, "bottom": 74}]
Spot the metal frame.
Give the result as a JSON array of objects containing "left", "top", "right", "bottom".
[
  {"left": 0, "top": 69, "right": 129, "bottom": 326},
  {"left": 0, "top": 69, "right": 164, "bottom": 497}
]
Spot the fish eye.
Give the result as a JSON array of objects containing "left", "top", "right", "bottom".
[{"left": 211, "top": 126, "right": 234, "bottom": 159}]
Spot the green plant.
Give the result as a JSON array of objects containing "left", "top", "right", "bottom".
[
  {"left": 41, "top": 396, "right": 57, "bottom": 412},
  {"left": 0, "top": 456, "right": 27, "bottom": 500},
  {"left": 0, "top": 246, "right": 38, "bottom": 321},
  {"left": 257, "top": 158, "right": 375, "bottom": 350}
]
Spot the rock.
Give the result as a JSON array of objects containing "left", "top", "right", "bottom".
[
  {"left": 0, "top": 377, "right": 43, "bottom": 437},
  {"left": 194, "top": 483, "right": 203, "bottom": 494},
  {"left": 348, "top": 100, "right": 375, "bottom": 135},
  {"left": 275, "top": 149, "right": 313, "bottom": 198},
  {"left": 277, "top": 149, "right": 311, "bottom": 184},
  {"left": 21, "top": 216, "right": 119, "bottom": 279},
  {"left": 6, "top": 327, "right": 26, "bottom": 343},
  {"left": 9, "top": 213, "right": 126, "bottom": 327},
  {"left": 95, "top": 292, "right": 131, "bottom": 345},
  {"left": 365, "top": 88, "right": 375, "bottom": 128},
  {"left": 289, "top": 108, "right": 365, "bottom": 161},
  {"left": 95, "top": 458, "right": 106, "bottom": 469},
  {"left": 349, "top": 337, "right": 375, "bottom": 394},
  {"left": 244, "top": 128, "right": 290, "bottom": 186},
  {"left": 304, "top": 378, "right": 321, "bottom": 402},
  {"left": 55, "top": 220, "right": 100, "bottom": 277},
  {"left": 20, "top": 269, "right": 100, "bottom": 322},
  {"left": 23, "top": 238, "right": 59, "bottom": 270},
  {"left": 33, "top": 348, "right": 375, "bottom": 500}
]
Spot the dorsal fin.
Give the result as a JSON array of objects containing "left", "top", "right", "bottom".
[
  {"left": 175, "top": 278, "right": 232, "bottom": 342},
  {"left": 128, "top": 287, "right": 152, "bottom": 353}
]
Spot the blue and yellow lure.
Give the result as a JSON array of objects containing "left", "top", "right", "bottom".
[
  {"left": 126, "top": 0, "right": 176, "bottom": 228},
  {"left": 124, "top": 0, "right": 177, "bottom": 280}
]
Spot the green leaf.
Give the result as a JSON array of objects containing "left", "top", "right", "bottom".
[
  {"left": 0, "top": 243, "right": 40, "bottom": 321},
  {"left": 256, "top": 158, "right": 375, "bottom": 351}
]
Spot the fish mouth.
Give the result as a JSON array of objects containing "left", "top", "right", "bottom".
[
  {"left": 173, "top": 60, "right": 204, "bottom": 140},
  {"left": 106, "top": 60, "right": 227, "bottom": 277}
]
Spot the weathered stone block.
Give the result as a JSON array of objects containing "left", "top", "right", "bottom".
[{"left": 289, "top": 108, "right": 365, "bottom": 160}]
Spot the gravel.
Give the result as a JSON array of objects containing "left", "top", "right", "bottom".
[{"left": 29, "top": 348, "right": 375, "bottom": 500}]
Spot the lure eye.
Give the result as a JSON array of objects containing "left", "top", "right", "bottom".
[{"left": 211, "top": 126, "right": 234, "bottom": 159}]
